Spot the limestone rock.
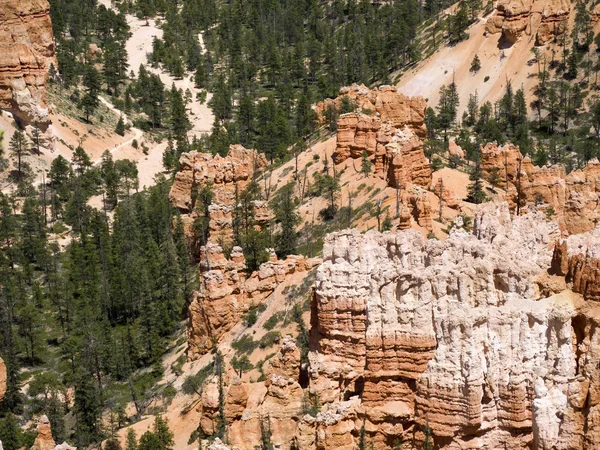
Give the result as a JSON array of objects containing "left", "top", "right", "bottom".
[
  {"left": 551, "top": 227, "right": 600, "bottom": 302},
  {"left": 315, "top": 84, "right": 427, "bottom": 137},
  {"left": 169, "top": 145, "right": 267, "bottom": 213},
  {"left": 481, "top": 143, "right": 600, "bottom": 234},
  {"left": 30, "top": 416, "right": 56, "bottom": 450},
  {"left": 0, "top": 0, "right": 57, "bottom": 128}
]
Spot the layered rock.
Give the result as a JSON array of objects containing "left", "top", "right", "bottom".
[
  {"left": 551, "top": 227, "right": 600, "bottom": 302},
  {"left": 481, "top": 143, "right": 600, "bottom": 234},
  {"left": 485, "top": 0, "right": 570, "bottom": 45},
  {"left": 188, "top": 244, "right": 320, "bottom": 357},
  {"left": 0, "top": 0, "right": 57, "bottom": 128},
  {"left": 193, "top": 204, "right": 600, "bottom": 449},
  {"left": 308, "top": 204, "right": 600, "bottom": 448},
  {"left": 169, "top": 145, "right": 269, "bottom": 245},
  {"left": 0, "top": 356, "right": 5, "bottom": 403},
  {"left": 315, "top": 84, "right": 427, "bottom": 138}
]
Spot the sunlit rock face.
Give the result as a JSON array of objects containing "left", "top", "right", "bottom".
[{"left": 0, "top": 0, "right": 57, "bottom": 128}]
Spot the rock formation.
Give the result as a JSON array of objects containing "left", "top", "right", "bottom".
[
  {"left": 0, "top": 356, "right": 5, "bottom": 403},
  {"left": 485, "top": 0, "right": 570, "bottom": 45},
  {"left": 169, "top": 145, "right": 269, "bottom": 246},
  {"left": 551, "top": 227, "right": 600, "bottom": 302},
  {"left": 29, "top": 416, "right": 75, "bottom": 450},
  {"left": 315, "top": 84, "right": 427, "bottom": 137},
  {"left": 188, "top": 244, "right": 320, "bottom": 357},
  {"left": 481, "top": 143, "right": 600, "bottom": 235},
  {"left": 306, "top": 204, "right": 600, "bottom": 448},
  {"left": 194, "top": 204, "right": 600, "bottom": 448},
  {"left": 0, "top": 0, "right": 57, "bottom": 128},
  {"left": 317, "top": 85, "right": 431, "bottom": 190},
  {"left": 30, "top": 416, "right": 56, "bottom": 450}
]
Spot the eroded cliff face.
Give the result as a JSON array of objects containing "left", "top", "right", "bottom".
[
  {"left": 315, "top": 85, "right": 431, "bottom": 190},
  {"left": 308, "top": 205, "right": 600, "bottom": 449},
  {"left": 194, "top": 205, "right": 600, "bottom": 449},
  {"left": 188, "top": 244, "right": 320, "bottom": 357},
  {"left": 481, "top": 143, "right": 600, "bottom": 235},
  {"left": 0, "top": 0, "right": 57, "bottom": 128},
  {"left": 485, "top": 0, "right": 571, "bottom": 45},
  {"left": 169, "top": 145, "right": 269, "bottom": 246}
]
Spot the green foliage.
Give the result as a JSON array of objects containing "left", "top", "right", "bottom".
[
  {"left": 466, "top": 162, "right": 488, "bottom": 204},
  {"left": 271, "top": 183, "right": 300, "bottom": 258},
  {"left": 231, "top": 335, "right": 258, "bottom": 355},
  {"left": 259, "top": 331, "right": 281, "bottom": 349}
]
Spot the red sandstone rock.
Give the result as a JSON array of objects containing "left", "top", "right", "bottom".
[
  {"left": 481, "top": 143, "right": 600, "bottom": 234},
  {"left": 485, "top": 0, "right": 570, "bottom": 45},
  {"left": 188, "top": 245, "right": 320, "bottom": 358},
  {"left": 0, "top": 0, "right": 57, "bottom": 128},
  {"left": 0, "top": 357, "right": 5, "bottom": 403},
  {"left": 30, "top": 416, "right": 56, "bottom": 450}
]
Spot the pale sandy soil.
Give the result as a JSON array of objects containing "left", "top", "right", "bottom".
[
  {"left": 397, "top": 12, "right": 600, "bottom": 118},
  {"left": 124, "top": 15, "right": 214, "bottom": 136}
]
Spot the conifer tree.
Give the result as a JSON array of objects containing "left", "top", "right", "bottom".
[{"left": 9, "top": 131, "right": 30, "bottom": 182}]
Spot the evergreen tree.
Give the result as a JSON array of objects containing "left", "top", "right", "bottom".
[
  {"left": 115, "top": 115, "right": 126, "bottom": 136},
  {"left": 80, "top": 64, "right": 101, "bottom": 122},
  {"left": 270, "top": 183, "right": 300, "bottom": 258},
  {"left": 466, "top": 162, "right": 487, "bottom": 204},
  {"left": 360, "top": 151, "right": 372, "bottom": 177},
  {"left": 8, "top": 131, "right": 30, "bottom": 182}
]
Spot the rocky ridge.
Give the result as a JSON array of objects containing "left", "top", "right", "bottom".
[
  {"left": 485, "top": 0, "right": 571, "bottom": 45},
  {"left": 198, "top": 204, "right": 600, "bottom": 449},
  {"left": 481, "top": 143, "right": 600, "bottom": 234},
  {"left": 0, "top": 0, "right": 57, "bottom": 128}
]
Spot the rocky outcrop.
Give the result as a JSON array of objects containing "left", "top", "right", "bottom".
[
  {"left": 552, "top": 227, "right": 600, "bottom": 302},
  {"left": 315, "top": 84, "right": 427, "bottom": 137},
  {"left": 485, "top": 0, "right": 570, "bottom": 45},
  {"left": 481, "top": 143, "right": 600, "bottom": 235},
  {"left": 306, "top": 204, "right": 600, "bottom": 448},
  {"left": 0, "top": 0, "right": 57, "bottom": 128},
  {"left": 169, "top": 145, "right": 269, "bottom": 246},
  {"left": 188, "top": 245, "right": 320, "bottom": 357},
  {"left": 194, "top": 205, "right": 600, "bottom": 449},
  {"left": 30, "top": 416, "right": 56, "bottom": 450},
  {"left": 0, "top": 356, "right": 5, "bottom": 403},
  {"left": 323, "top": 86, "right": 431, "bottom": 190}
]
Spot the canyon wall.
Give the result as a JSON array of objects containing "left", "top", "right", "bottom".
[
  {"left": 195, "top": 204, "right": 600, "bottom": 449},
  {"left": 481, "top": 143, "right": 600, "bottom": 235},
  {"left": 188, "top": 244, "right": 320, "bottom": 357},
  {"left": 0, "top": 0, "right": 57, "bottom": 128},
  {"left": 485, "top": 0, "right": 571, "bottom": 45}
]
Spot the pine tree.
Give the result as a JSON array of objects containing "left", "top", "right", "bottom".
[
  {"left": 80, "top": 64, "right": 101, "bottom": 122},
  {"left": 271, "top": 182, "right": 300, "bottom": 258},
  {"left": 470, "top": 54, "right": 481, "bottom": 73},
  {"left": 9, "top": 131, "right": 30, "bottom": 182},
  {"left": 115, "top": 115, "right": 126, "bottom": 136},
  {"left": 360, "top": 151, "right": 372, "bottom": 177},
  {"left": 466, "top": 162, "right": 487, "bottom": 204}
]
